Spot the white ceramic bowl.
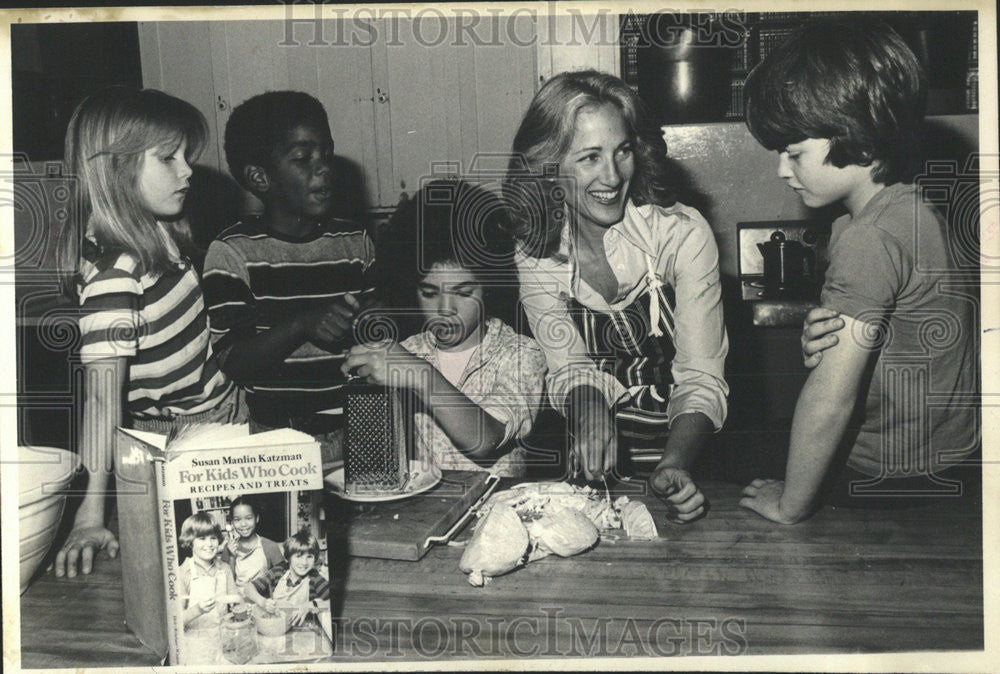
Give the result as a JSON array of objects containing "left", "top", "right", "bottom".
[{"left": 18, "top": 446, "right": 79, "bottom": 593}]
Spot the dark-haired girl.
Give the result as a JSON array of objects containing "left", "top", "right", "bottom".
[
  {"left": 342, "top": 180, "right": 547, "bottom": 477},
  {"left": 223, "top": 495, "right": 283, "bottom": 589}
]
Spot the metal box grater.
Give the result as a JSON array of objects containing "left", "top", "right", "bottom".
[{"left": 343, "top": 383, "right": 412, "bottom": 494}]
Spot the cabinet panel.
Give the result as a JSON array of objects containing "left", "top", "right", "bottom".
[
  {"left": 211, "top": 20, "right": 289, "bottom": 114},
  {"left": 380, "top": 16, "right": 537, "bottom": 203},
  {"left": 141, "top": 17, "right": 540, "bottom": 211},
  {"left": 470, "top": 15, "right": 538, "bottom": 175},
  {"left": 139, "top": 21, "right": 220, "bottom": 171},
  {"left": 309, "top": 25, "right": 380, "bottom": 214},
  {"left": 382, "top": 18, "right": 453, "bottom": 201},
  {"left": 536, "top": 13, "right": 619, "bottom": 83},
  {"left": 209, "top": 20, "right": 380, "bottom": 211}
]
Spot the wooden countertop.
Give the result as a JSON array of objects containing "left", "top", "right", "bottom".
[{"left": 18, "top": 481, "right": 983, "bottom": 667}]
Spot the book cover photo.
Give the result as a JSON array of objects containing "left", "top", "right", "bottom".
[{"left": 116, "top": 424, "right": 333, "bottom": 666}]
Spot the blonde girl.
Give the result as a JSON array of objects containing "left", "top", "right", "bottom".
[{"left": 53, "top": 87, "right": 244, "bottom": 578}]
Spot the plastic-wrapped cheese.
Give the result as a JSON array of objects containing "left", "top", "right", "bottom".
[
  {"left": 620, "top": 501, "right": 658, "bottom": 540},
  {"left": 527, "top": 506, "right": 599, "bottom": 557},
  {"left": 459, "top": 504, "right": 529, "bottom": 586}
]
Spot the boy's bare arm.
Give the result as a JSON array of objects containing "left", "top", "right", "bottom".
[
  {"left": 220, "top": 295, "right": 359, "bottom": 382},
  {"left": 744, "top": 314, "right": 876, "bottom": 522}
]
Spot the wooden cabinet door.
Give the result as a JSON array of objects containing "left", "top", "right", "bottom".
[
  {"left": 376, "top": 15, "right": 537, "bottom": 204},
  {"left": 208, "top": 20, "right": 381, "bottom": 213},
  {"left": 141, "top": 19, "right": 382, "bottom": 219},
  {"left": 139, "top": 21, "right": 221, "bottom": 171},
  {"left": 536, "top": 13, "right": 620, "bottom": 82},
  {"left": 287, "top": 21, "right": 381, "bottom": 215},
  {"left": 140, "top": 17, "right": 539, "bottom": 211}
]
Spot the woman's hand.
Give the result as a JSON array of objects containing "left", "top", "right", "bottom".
[
  {"left": 566, "top": 385, "right": 616, "bottom": 481},
  {"left": 52, "top": 523, "right": 119, "bottom": 578},
  {"left": 264, "top": 598, "right": 278, "bottom": 614},
  {"left": 739, "top": 478, "right": 807, "bottom": 524},
  {"left": 801, "top": 307, "right": 845, "bottom": 368},
  {"left": 649, "top": 466, "right": 707, "bottom": 523},
  {"left": 341, "top": 342, "right": 427, "bottom": 388}
]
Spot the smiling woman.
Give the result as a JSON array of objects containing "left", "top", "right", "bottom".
[
  {"left": 558, "top": 103, "right": 636, "bottom": 234},
  {"left": 504, "top": 71, "right": 729, "bottom": 524}
]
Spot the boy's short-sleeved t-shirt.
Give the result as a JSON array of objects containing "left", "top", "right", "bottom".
[
  {"left": 202, "top": 217, "right": 376, "bottom": 422},
  {"left": 820, "top": 182, "right": 979, "bottom": 477}
]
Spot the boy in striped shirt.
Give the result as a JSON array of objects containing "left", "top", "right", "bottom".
[{"left": 203, "top": 92, "right": 376, "bottom": 467}]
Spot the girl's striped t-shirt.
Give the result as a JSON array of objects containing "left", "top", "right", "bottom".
[{"left": 76, "top": 245, "right": 232, "bottom": 419}]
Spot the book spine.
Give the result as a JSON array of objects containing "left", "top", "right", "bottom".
[{"left": 155, "top": 456, "right": 183, "bottom": 664}]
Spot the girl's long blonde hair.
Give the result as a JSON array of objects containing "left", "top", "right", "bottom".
[{"left": 57, "top": 86, "right": 208, "bottom": 297}]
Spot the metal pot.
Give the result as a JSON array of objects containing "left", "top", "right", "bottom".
[
  {"left": 757, "top": 231, "right": 815, "bottom": 292},
  {"left": 635, "top": 15, "right": 733, "bottom": 124}
]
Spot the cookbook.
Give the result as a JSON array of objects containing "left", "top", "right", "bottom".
[{"left": 114, "top": 423, "right": 333, "bottom": 665}]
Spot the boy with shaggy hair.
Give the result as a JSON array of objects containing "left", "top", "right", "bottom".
[
  {"left": 243, "top": 530, "right": 329, "bottom": 626},
  {"left": 739, "top": 17, "right": 979, "bottom": 522}
]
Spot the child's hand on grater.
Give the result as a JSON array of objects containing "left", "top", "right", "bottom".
[{"left": 342, "top": 342, "right": 431, "bottom": 389}]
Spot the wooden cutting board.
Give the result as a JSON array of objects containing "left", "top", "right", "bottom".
[{"left": 325, "top": 471, "right": 491, "bottom": 561}]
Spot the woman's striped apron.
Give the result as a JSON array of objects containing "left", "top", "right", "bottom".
[{"left": 569, "top": 256, "right": 677, "bottom": 470}]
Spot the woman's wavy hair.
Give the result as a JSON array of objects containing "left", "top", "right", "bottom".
[
  {"left": 744, "top": 16, "right": 926, "bottom": 186},
  {"left": 502, "top": 70, "right": 675, "bottom": 259},
  {"left": 56, "top": 86, "right": 209, "bottom": 297}
]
